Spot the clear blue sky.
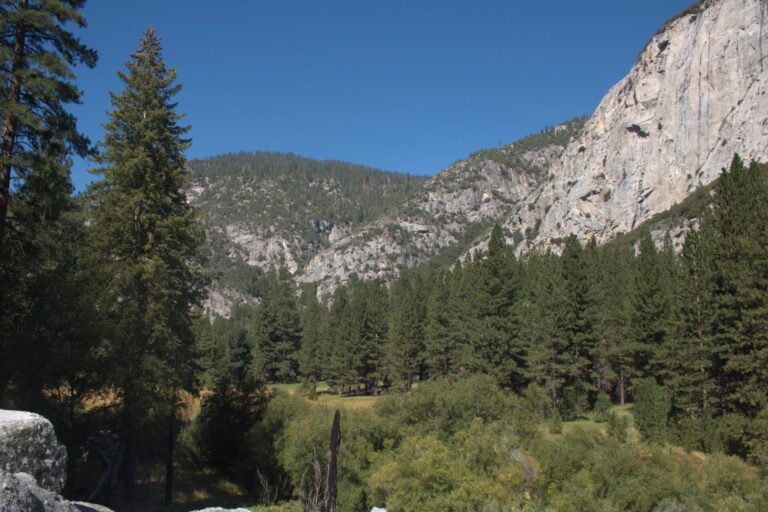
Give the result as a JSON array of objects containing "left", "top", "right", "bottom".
[{"left": 70, "top": 0, "right": 692, "bottom": 191}]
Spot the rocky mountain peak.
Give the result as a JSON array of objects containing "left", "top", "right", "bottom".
[
  {"left": 514, "top": 0, "right": 768, "bottom": 252},
  {"left": 192, "top": 0, "right": 768, "bottom": 313}
]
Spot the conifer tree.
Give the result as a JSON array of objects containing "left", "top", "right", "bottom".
[
  {"left": 299, "top": 294, "right": 326, "bottom": 388},
  {"left": 1, "top": 147, "right": 103, "bottom": 414},
  {"left": 87, "top": 29, "right": 205, "bottom": 500},
  {"left": 468, "top": 225, "right": 522, "bottom": 388},
  {"left": 386, "top": 276, "right": 425, "bottom": 390},
  {"left": 559, "top": 235, "right": 597, "bottom": 411},
  {"left": 356, "top": 279, "right": 389, "bottom": 394},
  {"left": 519, "top": 252, "right": 573, "bottom": 413},
  {"left": 325, "top": 285, "right": 360, "bottom": 392},
  {"left": 254, "top": 268, "right": 301, "bottom": 383},
  {"left": 707, "top": 156, "right": 768, "bottom": 416},
  {"left": 667, "top": 230, "right": 716, "bottom": 414},
  {"left": 591, "top": 245, "right": 635, "bottom": 405},
  {"left": 0, "top": 0, "right": 96, "bottom": 403},
  {"left": 424, "top": 271, "right": 455, "bottom": 377},
  {"left": 0, "top": 0, "right": 96, "bottom": 249},
  {"left": 631, "top": 232, "right": 674, "bottom": 380},
  {"left": 448, "top": 261, "right": 475, "bottom": 375}
]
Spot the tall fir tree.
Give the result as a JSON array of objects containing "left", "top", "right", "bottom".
[
  {"left": 706, "top": 156, "right": 768, "bottom": 416},
  {"left": 468, "top": 225, "right": 522, "bottom": 388},
  {"left": 299, "top": 294, "right": 326, "bottom": 388},
  {"left": 325, "top": 285, "right": 360, "bottom": 392},
  {"left": 559, "top": 235, "right": 598, "bottom": 411},
  {"left": 0, "top": 0, "right": 96, "bottom": 404},
  {"left": 591, "top": 245, "right": 635, "bottom": 405},
  {"left": 87, "top": 29, "right": 205, "bottom": 501},
  {"left": 386, "top": 275, "right": 426, "bottom": 390},
  {"left": 666, "top": 229, "right": 716, "bottom": 415},
  {"left": 357, "top": 279, "right": 389, "bottom": 394},
  {"left": 254, "top": 268, "right": 301, "bottom": 383},
  {"left": 424, "top": 270, "right": 456, "bottom": 378},
  {"left": 0, "top": 0, "right": 96, "bottom": 249},
  {"left": 519, "top": 252, "right": 574, "bottom": 414},
  {"left": 631, "top": 232, "right": 675, "bottom": 382}
]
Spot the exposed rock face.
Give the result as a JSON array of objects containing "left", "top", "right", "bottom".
[
  {"left": 0, "top": 410, "right": 67, "bottom": 494},
  {"left": 298, "top": 141, "right": 567, "bottom": 294},
  {"left": 516, "top": 0, "right": 768, "bottom": 251},
  {"left": 0, "top": 410, "right": 113, "bottom": 512},
  {"left": 194, "top": 0, "right": 768, "bottom": 306}
]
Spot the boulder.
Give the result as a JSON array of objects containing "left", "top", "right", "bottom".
[
  {"left": 0, "top": 471, "right": 80, "bottom": 512},
  {"left": 0, "top": 410, "right": 67, "bottom": 494},
  {"left": 0, "top": 409, "right": 114, "bottom": 512}
]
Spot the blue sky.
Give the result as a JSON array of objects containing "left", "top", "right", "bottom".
[{"left": 70, "top": 0, "right": 692, "bottom": 190}]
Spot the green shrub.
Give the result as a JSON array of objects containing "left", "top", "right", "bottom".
[
  {"left": 633, "top": 378, "right": 671, "bottom": 443},
  {"left": 606, "top": 411, "right": 629, "bottom": 442},
  {"left": 593, "top": 391, "right": 612, "bottom": 422}
]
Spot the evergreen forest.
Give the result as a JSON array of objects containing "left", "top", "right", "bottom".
[{"left": 2, "top": 2, "right": 768, "bottom": 512}]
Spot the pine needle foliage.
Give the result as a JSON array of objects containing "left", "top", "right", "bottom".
[{"left": 87, "top": 28, "right": 206, "bottom": 496}]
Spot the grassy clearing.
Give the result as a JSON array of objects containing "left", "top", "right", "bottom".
[
  {"left": 553, "top": 404, "right": 640, "bottom": 440},
  {"left": 268, "top": 381, "right": 380, "bottom": 411},
  {"left": 313, "top": 393, "right": 378, "bottom": 411}
]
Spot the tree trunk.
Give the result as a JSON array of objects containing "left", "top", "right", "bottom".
[
  {"left": 164, "top": 414, "right": 175, "bottom": 506},
  {"left": 0, "top": 0, "right": 28, "bottom": 251},
  {"left": 324, "top": 410, "right": 341, "bottom": 512},
  {"left": 120, "top": 420, "right": 136, "bottom": 502},
  {"left": 619, "top": 369, "right": 626, "bottom": 406}
]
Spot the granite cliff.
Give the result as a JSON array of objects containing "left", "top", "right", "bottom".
[
  {"left": 191, "top": 0, "right": 768, "bottom": 310},
  {"left": 513, "top": 0, "right": 768, "bottom": 252}
]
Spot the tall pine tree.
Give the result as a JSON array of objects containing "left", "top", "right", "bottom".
[
  {"left": 0, "top": 0, "right": 96, "bottom": 404},
  {"left": 88, "top": 29, "right": 205, "bottom": 501},
  {"left": 0, "top": 0, "right": 96, "bottom": 249},
  {"left": 707, "top": 156, "right": 768, "bottom": 416}
]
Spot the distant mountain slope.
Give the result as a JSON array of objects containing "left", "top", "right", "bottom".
[
  {"left": 193, "top": 0, "right": 768, "bottom": 313},
  {"left": 186, "top": 152, "right": 426, "bottom": 312},
  {"left": 298, "top": 118, "right": 586, "bottom": 291}
]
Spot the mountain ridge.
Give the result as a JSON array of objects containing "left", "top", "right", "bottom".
[{"left": 190, "top": 0, "right": 768, "bottom": 313}]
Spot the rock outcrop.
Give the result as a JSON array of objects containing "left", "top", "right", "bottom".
[
  {"left": 0, "top": 410, "right": 113, "bottom": 512},
  {"left": 192, "top": 0, "right": 768, "bottom": 305},
  {"left": 515, "top": 0, "right": 768, "bottom": 251},
  {"left": 298, "top": 131, "right": 572, "bottom": 294},
  {"left": 0, "top": 410, "right": 68, "bottom": 494}
]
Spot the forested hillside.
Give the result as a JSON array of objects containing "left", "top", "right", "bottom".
[
  {"left": 186, "top": 152, "right": 426, "bottom": 313},
  {"left": 298, "top": 117, "right": 588, "bottom": 294}
]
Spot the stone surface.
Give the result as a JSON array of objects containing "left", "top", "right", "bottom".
[
  {"left": 0, "top": 410, "right": 114, "bottom": 512},
  {"left": 0, "top": 410, "right": 67, "bottom": 494},
  {"left": 71, "top": 503, "right": 115, "bottom": 512},
  {"left": 194, "top": 0, "right": 768, "bottom": 307},
  {"left": 298, "top": 142, "right": 565, "bottom": 296},
  {"left": 0, "top": 471, "right": 80, "bottom": 512},
  {"left": 515, "top": 0, "right": 768, "bottom": 252}
]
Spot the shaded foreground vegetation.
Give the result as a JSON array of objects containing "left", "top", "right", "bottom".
[
  {"left": 179, "top": 155, "right": 768, "bottom": 509},
  {"left": 174, "top": 377, "right": 768, "bottom": 512}
]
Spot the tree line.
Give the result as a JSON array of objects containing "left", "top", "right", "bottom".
[{"left": 207, "top": 154, "right": 768, "bottom": 459}]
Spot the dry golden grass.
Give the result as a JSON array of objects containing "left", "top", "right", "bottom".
[
  {"left": 268, "top": 382, "right": 380, "bottom": 411},
  {"left": 313, "top": 393, "right": 378, "bottom": 411}
]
